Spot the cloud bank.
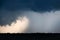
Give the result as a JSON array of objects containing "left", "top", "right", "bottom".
[
  {"left": 0, "top": 10, "right": 60, "bottom": 33},
  {"left": 0, "top": 16, "right": 29, "bottom": 33}
]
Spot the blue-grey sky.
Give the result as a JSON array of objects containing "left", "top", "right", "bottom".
[
  {"left": 0, "top": 0, "right": 60, "bottom": 33},
  {"left": 0, "top": 0, "right": 60, "bottom": 25},
  {"left": 0, "top": 0, "right": 60, "bottom": 11}
]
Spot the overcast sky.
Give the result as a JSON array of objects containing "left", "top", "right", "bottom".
[{"left": 0, "top": 0, "right": 60, "bottom": 33}]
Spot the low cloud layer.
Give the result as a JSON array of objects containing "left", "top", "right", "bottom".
[{"left": 0, "top": 10, "right": 60, "bottom": 33}]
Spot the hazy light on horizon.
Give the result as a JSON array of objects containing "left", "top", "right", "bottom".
[{"left": 0, "top": 16, "right": 29, "bottom": 33}]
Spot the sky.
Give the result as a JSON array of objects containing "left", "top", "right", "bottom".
[{"left": 0, "top": 0, "right": 60, "bottom": 33}]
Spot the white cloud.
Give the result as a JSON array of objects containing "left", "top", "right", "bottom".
[{"left": 0, "top": 16, "right": 29, "bottom": 33}]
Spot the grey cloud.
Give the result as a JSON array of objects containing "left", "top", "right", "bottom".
[{"left": 22, "top": 11, "right": 60, "bottom": 33}]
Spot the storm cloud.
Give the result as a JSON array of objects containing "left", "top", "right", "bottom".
[
  {"left": 0, "top": 0, "right": 60, "bottom": 33},
  {"left": 0, "top": 0, "right": 60, "bottom": 11}
]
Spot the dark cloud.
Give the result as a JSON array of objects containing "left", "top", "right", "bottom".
[
  {"left": 0, "top": 0, "right": 60, "bottom": 33},
  {"left": 0, "top": 0, "right": 60, "bottom": 12},
  {"left": 0, "top": 10, "right": 23, "bottom": 26},
  {"left": 0, "top": 0, "right": 60, "bottom": 25}
]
